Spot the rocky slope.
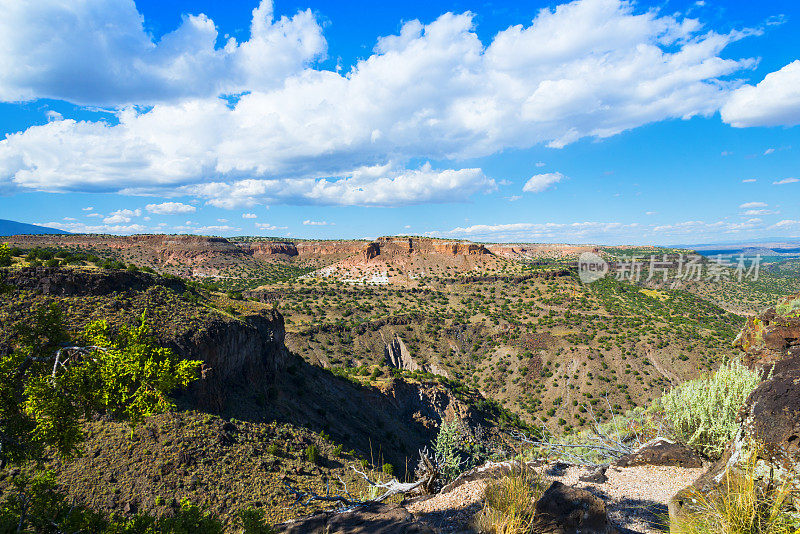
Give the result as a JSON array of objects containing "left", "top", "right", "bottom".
[{"left": 0, "top": 266, "right": 523, "bottom": 526}]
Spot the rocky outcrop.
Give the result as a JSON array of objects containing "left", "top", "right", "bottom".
[
  {"left": 671, "top": 293, "right": 800, "bottom": 521},
  {"left": 364, "top": 237, "right": 491, "bottom": 258},
  {"left": 614, "top": 438, "right": 703, "bottom": 468},
  {"left": 532, "top": 481, "right": 618, "bottom": 534},
  {"left": 734, "top": 291, "right": 800, "bottom": 367},
  {"left": 670, "top": 355, "right": 800, "bottom": 520},
  {"left": 384, "top": 334, "right": 420, "bottom": 372},
  {"left": 364, "top": 241, "right": 381, "bottom": 260},
  {"left": 247, "top": 241, "right": 299, "bottom": 257},
  {"left": 0, "top": 266, "right": 186, "bottom": 296},
  {"left": 384, "top": 333, "right": 449, "bottom": 378},
  {"left": 170, "top": 309, "right": 290, "bottom": 411},
  {"left": 275, "top": 502, "right": 434, "bottom": 534}
]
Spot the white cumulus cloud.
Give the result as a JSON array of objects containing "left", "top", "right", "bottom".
[
  {"left": 145, "top": 202, "right": 196, "bottom": 214},
  {"left": 255, "top": 222, "right": 288, "bottom": 231},
  {"left": 0, "top": 0, "right": 759, "bottom": 207},
  {"left": 103, "top": 208, "right": 141, "bottom": 224},
  {"left": 0, "top": 0, "right": 325, "bottom": 106},
  {"left": 722, "top": 60, "right": 800, "bottom": 127},
  {"left": 522, "top": 172, "right": 565, "bottom": 193}
]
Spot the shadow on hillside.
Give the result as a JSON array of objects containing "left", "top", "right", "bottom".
[
  {"left": 609, "top": 497, "right": 669, "bottom": 534},
  {"left": 179, "top": 351, "right": 445, "bottom": 478},
  {"left": 580, "top": 487, "right": 668, "bottom": 534}
]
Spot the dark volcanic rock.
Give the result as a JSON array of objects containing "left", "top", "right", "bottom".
[
  {"left": 734, "top": 291, "right": 800, "bottom": 367},
  {"left": 615, "top": 438, "right": 703, "bottom": 468},
  {"left": 532, "top": 481, "right": 617, "bottom": 534},
  {"left": 275, "top": 502, "right": 434, "bottom": 534},
  {"left": 579, "top": 464, "right": 609, "bottom": 484},
  {"left": 1, "top": 267, "right": 185, "bottom": 296},
  {"left": 170, "top": 309, "right": 289, "bottom": 411}
]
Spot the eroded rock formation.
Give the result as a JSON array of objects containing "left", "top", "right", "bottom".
[{"left": 734, "top": 291, "right": 800, "bottom": 366}]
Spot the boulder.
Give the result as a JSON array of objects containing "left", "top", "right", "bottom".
[
  {"left": 579, "top": 464, "right": 609, "bottom": 484},
  {"left": 614, "top": 438, "right": 703, "bottom": 468},
  {"left": 733, "top": 291, "right": 800, "bottom": 367},
  {"left": 531, "top": 481, "right": 618, "bottom": 534},
  {"left": 274, "top": 502, "right": 434, "bottom": 534}
]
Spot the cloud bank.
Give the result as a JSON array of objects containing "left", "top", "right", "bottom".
[{"left": 0, "top": 0, "right": 779, "bottom": 208}]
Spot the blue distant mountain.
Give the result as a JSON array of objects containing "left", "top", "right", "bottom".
[{"left": 0, "top": 219, "right": 70, "bottom": 236}]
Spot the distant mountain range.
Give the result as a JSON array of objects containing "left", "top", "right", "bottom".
[
  {"left": 0, "top": 219, "right": 70, "bottom": 237},
  {"left": 678, "top": 238, "right": 800, "bottom": 256}
]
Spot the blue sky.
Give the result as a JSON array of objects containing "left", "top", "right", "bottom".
[{"left": 0, "top": 0, "right": 799, "bottom": 244}]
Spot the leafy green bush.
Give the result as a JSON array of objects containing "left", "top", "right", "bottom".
[
  {"left": 434, "top": 420, "right": 465, "bottom": 482},
  {"left": 1, "top": 304, "right": 201, "bottom": 464},
  {"left": 0, "top": 243, "right": 12, "bottom": 266},
  {"left": 660, "top": 359, "right": 761, "bottom": 459},
  {"left": 382, "top": 463, "right": 394, "bottom": 476}
]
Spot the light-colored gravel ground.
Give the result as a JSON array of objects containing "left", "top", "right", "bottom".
[
  {"left": 406, "top": 462, "right": 706, "bottom": 534},
  {"left": 540, "top": 463, "right": 706, "bottom": 533}
]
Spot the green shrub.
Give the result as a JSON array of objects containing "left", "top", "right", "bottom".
[
  {"left": 434, "top": 420, "right": 464, "bottom": 482},
  {"left": 0, "top": 243, "right": 11, "bottom": 266},
  {"left": 236, "top": 508, "right": 277, "bottom": 534},
  {"left": 660, "top": 359, "right": 761, "bottom": 459},
  {"left": 382, "top": 463, "right": 394, "bottom": 476},
  {"left": 305, "top": 444, "right": 320, "bottom": 464},
  {"left": 0, "top": 305, "right": 201, "bottom": 465}
]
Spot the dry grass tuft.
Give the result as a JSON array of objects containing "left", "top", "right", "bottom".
[
  {"left": 474, "top": 465, "right": 547, "bottom": 534},
  {"left": 671, "top": 451, "right": 799, "bottom": 534}
]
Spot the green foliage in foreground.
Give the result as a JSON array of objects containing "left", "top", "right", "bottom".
[
  {"left": 0, "top": 470, "right": 275, "bottom": 533},
  {"left": 0, "top": 305, "right": 278, "bottom": 532},
  {"left": 0, "top": 243, "right": 11, "bottom": 267},
  {"left": 660, "top": 359, "right": 761, "bottom": 459},
  {"left": 0, "top": 304, "right": 202, "bottom": 465}
]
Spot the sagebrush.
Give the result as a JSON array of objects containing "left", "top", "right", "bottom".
[{"left": 659, "top": 359, "right": 761, "bottom": 459}]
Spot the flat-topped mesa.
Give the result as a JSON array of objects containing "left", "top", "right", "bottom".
[
  {"left": 486, "top": 243, "right": 601, "bottom": 259},
  {"left": 734, "top": 291, "right": 800, "bottom": 367},
  {"left": 6, "top": 233, "right": 241, "bottom": 253},
  {"left": 363, "top": 237, "right": 492, "bottom": 259}
]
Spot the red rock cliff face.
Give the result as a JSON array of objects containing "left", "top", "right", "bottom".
[
  {"left": 7, "top": 234, "right": 240, "bottom": 252},
  {"left": 373, "top": 237, "right": 491, "bottom": 257},
  {"left": 247, "top": 242, "right": 299, "bottom": 257},
  {"left": 363, "top": 242, "right": 381, "bottom": 260},
  {"left": 294, "top": 242, "right": 366, "bottom": 256}
]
